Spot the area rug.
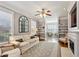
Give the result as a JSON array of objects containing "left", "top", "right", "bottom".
[{"left": 22, "top": 41, "right": 61, "bottom": 57}]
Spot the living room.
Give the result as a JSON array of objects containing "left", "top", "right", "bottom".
[{"left": 0, "top": 0, "right": 79, "bottom": 58}]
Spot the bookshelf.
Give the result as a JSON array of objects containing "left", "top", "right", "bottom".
[
  {"left": 58, "top": 16, "right": 68, "bottom": 38},
  {"left": 36, "top": 21, "right": 45, "bottom": 41}
]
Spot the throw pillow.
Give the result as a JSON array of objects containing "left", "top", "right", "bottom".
[
  {"left": 16, "top": 39, "right": 23, "bottom": 42},
  {"left": 1, "top": 54, "right": 8, "bottom": 57},
  {"left": 30, "top": 36, "right": 35, "bottom": 39}
]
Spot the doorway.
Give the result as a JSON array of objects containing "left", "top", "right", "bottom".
[{"left": 45, "top": 21, "right": 58, "bottom": 43}]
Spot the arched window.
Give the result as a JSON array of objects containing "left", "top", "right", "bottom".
[{"left": 19, "top": 16, "right": 29, "bottom": 33}]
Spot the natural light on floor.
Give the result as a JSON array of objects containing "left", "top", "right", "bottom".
[{"left": 47, "top": 38, "right": 58, "bottom": 43}]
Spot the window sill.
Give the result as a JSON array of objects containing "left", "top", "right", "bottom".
[{"left": 0, "top": 42, "right": 8, "bottom": 45}]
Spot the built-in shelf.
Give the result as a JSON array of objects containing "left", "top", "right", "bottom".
[
  {"left": 58, "top": 16, "right": 68, "bottom": 38},
  {"left": 36, "top": 21, "right": 45, "bottom": 41}
]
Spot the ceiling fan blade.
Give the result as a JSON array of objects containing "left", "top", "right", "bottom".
[
  {"left": 46, "top": 13, "right": 52, "bottom": 16},
  {"left": 35, "top": 14, "right": 40, "bottom": 16},
  {"left": 36, "top": 11, "right": 40, "bottom": 13},
  {"left": 42, "top": 8, "right": 45, "bottom": 11},
  {"left": 47, "top": 10, "right": 51, "bottom": 12}
]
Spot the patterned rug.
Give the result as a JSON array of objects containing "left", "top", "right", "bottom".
[{"left": 22, "top": 41, "right": 61, "bottom": 57}]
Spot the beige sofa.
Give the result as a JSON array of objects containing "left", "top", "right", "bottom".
[
  {"left": 2, "top": 48, "right": 21, "bottom": 57},
  {"left": 9, "top": 35, "right": 39, "bottom": 54},
  {"left": 0, "top": 48, "right": 1, "bottom": 56}
]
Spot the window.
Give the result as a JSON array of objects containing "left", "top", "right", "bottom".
[
  {"left": 19, "top": 16, "right": 29, "bottom": 33},
  {"left": 0, "top": 10, "right": 11, "bottom": 43},
  {"left": 47, "top": 23, "right": 58, "bottom": 33}
]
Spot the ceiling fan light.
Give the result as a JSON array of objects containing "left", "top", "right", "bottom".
[
  {"left": 40, "top": 14, "right": 46, "bottom": 18},
  {"left": 35, "top": 8, "right": 52, "bottom": 18},
  {"left": 40, "top": 14, "right": 43, "bottom": 17},
  {"left": 44, "top": 14, "right": 46, "bottom": 16},
  {"left": 46, "top": 13, "right": 52, "bottom": 16}
]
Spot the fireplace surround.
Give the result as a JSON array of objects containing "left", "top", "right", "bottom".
[{"left": 69, "top": 39, "right": 74, "bottom": 54}]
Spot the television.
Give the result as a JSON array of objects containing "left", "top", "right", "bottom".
[{"left": 71, "top": 2, "right": 77, "bottom": 27}]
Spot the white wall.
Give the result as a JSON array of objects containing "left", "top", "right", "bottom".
[
  {"left": 45, "top": 16, "right": 58, "bottom": 23},
  {"left": 77, "top": 2, "right": 79, "bottom": 29},
  {"left": 12, "top": 12, "right": 31, "bottom": 36},
  {"left": 31, "top": 20, "right": 37, "bottom": 36}
]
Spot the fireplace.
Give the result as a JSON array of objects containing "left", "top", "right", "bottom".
[{"left": 69, "top": 40, "right": 74, "bottom": 54}]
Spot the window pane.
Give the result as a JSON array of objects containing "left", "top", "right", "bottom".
[
  {"left": 0, "top": 10, "right": 11, "bottom": 43},
  {"left": 19, "top": 16, "right": 29, "bottom": 33}
]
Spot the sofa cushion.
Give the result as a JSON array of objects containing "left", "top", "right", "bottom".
[
  {"left": 20, "top": 42, "right": 29, "bottom": 47},
  {"left": 10, "top": 41, "right": 20, "bottom": 46},
  {"left": 30, "top": 36, "right": 35, "bottom": 39},
  {"left": 10, "top": 35, "right": 30, "bottom": 42},
  {"left": 23, "top": 35, "right": 30, "bottom": 41},
  {"left": 9, "top": 36, "right": 22, "bottom": 41}
]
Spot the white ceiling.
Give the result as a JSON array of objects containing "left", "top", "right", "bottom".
[{"left": 0, "top": 1, "right": 71, "bottom": 20}]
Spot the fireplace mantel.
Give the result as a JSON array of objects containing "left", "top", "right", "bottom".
[{"left": 68, "top": 29, "right": 79, "bottom": 33}]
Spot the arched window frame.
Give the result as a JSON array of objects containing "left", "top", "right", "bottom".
[{"left": 19, "top": 16, "right": 29, "bottom": 33}]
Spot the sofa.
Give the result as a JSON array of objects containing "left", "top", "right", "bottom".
[
  {"left": 1, "top": 48, "right": 21, "bottom": 57},
  {"left": 0, "top": 48, "right": 1, "bottom": 56},
  {"left": 9, "top": 35, "right": 39, "bottom": 54}
]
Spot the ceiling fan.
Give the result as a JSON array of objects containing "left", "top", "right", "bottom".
[{"left": 35, "top": 8, "right": 52, "bottom": 18}]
